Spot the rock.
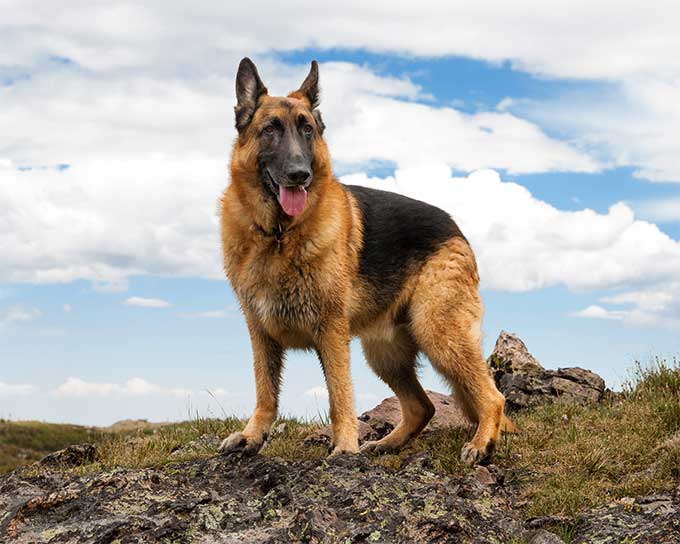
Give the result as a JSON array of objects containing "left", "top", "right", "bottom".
[
  {"left": 488, "top": 331, "right": 606, "bottom": 410},
  {"left": 474, "top": 465, "right": 496, "bottom": 486},
  {"left": 0, "top": 451, "right": 525, "bottom": 543},
  {"left": 572, "top": 493, "right": 680, "bottom": 543},
  {"left": 38, "top": 444, "right": 97, "bottom": 468},
  {"left": 305, "top": 390, "right": 470, "bottom": 447},
  {"left": 3, "top": 445, "right": 678, "bottom": 542},
  {"left": 527, "top": 529, "right": 565, "bottom": 544}
]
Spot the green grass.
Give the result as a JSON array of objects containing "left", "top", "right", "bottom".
[
  {"left": 0, "top": 420, "right": 103, "bottom": 473},
  {"left": 3, "top": 358, "right": 680, "bottom": 522}
]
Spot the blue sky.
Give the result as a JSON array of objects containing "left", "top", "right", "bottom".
[{"left": 2, "top": 3, "right": 680, "bottom": 425}]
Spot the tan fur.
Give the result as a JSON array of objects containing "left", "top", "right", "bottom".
[{"left": 219, "top": 81, "right": 511, "bottom": 463}]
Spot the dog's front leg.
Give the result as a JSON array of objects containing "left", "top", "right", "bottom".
[
  {"left": 219, "top": 319, "right": 283, "bottom": 456},
  {"left": 317, "top": 319, "right": 359, "bottom": 455}
]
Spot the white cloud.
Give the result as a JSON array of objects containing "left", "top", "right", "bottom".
[
  {"left": 0, "top": 305, "right": 41, "bottom": 329},
  {"left": 0, "top": 382, "right": 35, "bottom": 395},
  {"left": 53, "top": 377, "right": 191, "bottom": 398},
  {"left": 1, "top": 2, "right": 678, "bottom": 184},
  {"left": 519, "top": 77, "right": 680, "bottom": 182},
  {"left": 572, "top": 305, "right": 625, "bottom": 321},
  {"left": 304, "top": 386, "right": 329, "bottom": 399},
  {"left": 63, "top": 303, "right": 72, "bottom": 313},
  {"left": 2, "top": 1, "right": 679, "bottom": 80},
  {"left": 574, "top": 283, "right": 680, "bottom": 329},
  {"left": 124, "top": 297, "right": 171, "bottom": 308}
]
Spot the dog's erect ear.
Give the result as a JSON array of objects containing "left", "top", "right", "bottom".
[
  {"left": 235, "top": 57, "right": 268, "bottom": 132},
  {"left": 296, "top": 60, "right": 320, "bottom": 109}
]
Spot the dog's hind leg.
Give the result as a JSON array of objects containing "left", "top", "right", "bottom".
[
  {"left": 360, "top": 327, "right": 435, "bottom": 453},
  {"left": 410, "top": 238, "right": 505, "bottom": 465}
]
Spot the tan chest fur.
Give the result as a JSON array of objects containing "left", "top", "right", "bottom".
[{"left": 221, "top": 181, "right": 360, "bottom": 348}]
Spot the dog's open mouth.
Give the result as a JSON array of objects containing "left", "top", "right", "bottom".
[{"left": 267, "top": 171, "right": 308, "bottom": 217}]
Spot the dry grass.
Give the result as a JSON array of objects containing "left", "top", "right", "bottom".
[{"left": 4, "top": 358, "right": 680, "bottom": 522}]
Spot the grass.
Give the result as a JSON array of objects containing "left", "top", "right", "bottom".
[
  {"left": 0, "top": 420, "right": 103, "bottom": 473},
  {"left": 3, "top": 357, "right": 680, "bottom": 523}
]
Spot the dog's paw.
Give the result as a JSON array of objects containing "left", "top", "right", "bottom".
[
  {"left": 218, "top": 431, "right": 265, "bottom": 457},
  {"left": 360, "top": 440, "right": 395, "bottom": 455},
  {"left": 460, "top": 439, "right": 495, "bottom": 465},
  {"left": 328, "top": 443, "right": 360, "bottom": 457}
]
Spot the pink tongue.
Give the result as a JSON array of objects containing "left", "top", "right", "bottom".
[{"left": 279, "top": 185, "right": 308, "bottom": 216}]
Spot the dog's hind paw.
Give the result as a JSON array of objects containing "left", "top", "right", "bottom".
[
  {"left": 460, "top": 439, "right": 496, "bottom": 465},
  {"left": 218, "top": 431, "right": 265, "bottom": 457}
]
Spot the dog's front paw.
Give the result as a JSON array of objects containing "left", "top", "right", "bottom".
[
  {"left": 218, "top": 431, "right": 265, "bottom": 457},
  {"left": 328, "top": 438, "right": 360, "bottom": 457}
]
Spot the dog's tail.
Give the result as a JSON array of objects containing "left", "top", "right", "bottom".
[{"left": 501, "top": 414, "right": 518, "bottom": 433}]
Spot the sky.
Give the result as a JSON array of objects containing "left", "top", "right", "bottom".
[{"left": 1, "top": 1, "right": 680, "bottom": 425}]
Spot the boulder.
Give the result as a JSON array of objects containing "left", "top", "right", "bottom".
[
  {"left": 488, "top": 331, "right": 606, "bottom": 410},
  {"left": 38, "top": 444, "right": 97, "bottom": 468},
  {"left": 304, "top": 390, "right": 470, "bottom": 447}
]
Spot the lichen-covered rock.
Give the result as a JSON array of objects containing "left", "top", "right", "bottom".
[
  {"left": 1, "top": 452, "right": 524, "bottom": 543},
  {"left": 2, "top": 450, "right": 679, "bottom": 542},
  {"left": 38, "top": 443, "right": 97, "bottom": 468},
  {"left": 526, "top": 529, "right": 565, "bottom": 544},
  {"left": 573, "top": 494, "right": 680, "bottom": 543},
  {"left": 488, "top": 331, "right": 606, "bottom": 410},
  {"left": 305, "top": 390, "right": 470, "bottom": 447}
]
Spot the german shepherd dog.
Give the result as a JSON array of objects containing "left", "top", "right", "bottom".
[{"left": 219, "top": 58, "right": 512, "bottom": 464}]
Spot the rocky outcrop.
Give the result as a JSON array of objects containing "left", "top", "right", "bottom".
[
  {"left": 1, "top": 447, "right": 522, "bottom": 543},
  {"left": 304, "top": 390, "right": 471, "bottom": 447},
  {"left": 488, "top": 331, "right": 606, "bottom": 410},
  {"left": 3, "top": 444, "right": 679, "bottom": 543}
]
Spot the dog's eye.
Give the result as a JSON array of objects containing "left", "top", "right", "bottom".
[
  {"left": 302, "top": 124, "right": 313, "bottom": 137},
  {"left": 263, "top": 125, "right": 276, "bottom": 136}
]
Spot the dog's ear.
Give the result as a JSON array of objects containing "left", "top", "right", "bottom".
[
  {"left": 296, "top": 60, "right": 320, "bottom": 110},
  {"left": 235, "top": 57, "right": 268, "bottom": 132},
  {"left": 293, "top": 60, "right": 324, "bottom": 134}
]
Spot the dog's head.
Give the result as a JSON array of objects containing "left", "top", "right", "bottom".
[{"left": 231, "top": 58, "right": 329, "bottom": 218}]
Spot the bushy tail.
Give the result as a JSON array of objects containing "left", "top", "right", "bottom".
[{"left": 501, "top": 414, "right": 518, "bottom": 433}]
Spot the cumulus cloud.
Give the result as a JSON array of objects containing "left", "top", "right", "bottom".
[
  {"left": 0, "top": 382, "right": 35, "bottom": 395},
  {"left": 574, "top": 283, "right": 680, "bottom": 329},
  {"left": 53, "top": 377, "right": 191, "bottom": 398},
  {"left": 518, "top": 77, "right": 680, "bottom": 182},
  {"left": 124, "top": 297, "right": 172, "bottom": 308},
  {"left": 2, "top": 1, "right": 679, "bottom": 80}
]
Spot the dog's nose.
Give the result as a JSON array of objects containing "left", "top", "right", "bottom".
[{"left": 286, "top": 168, "right": 311, "bottom": 186}]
